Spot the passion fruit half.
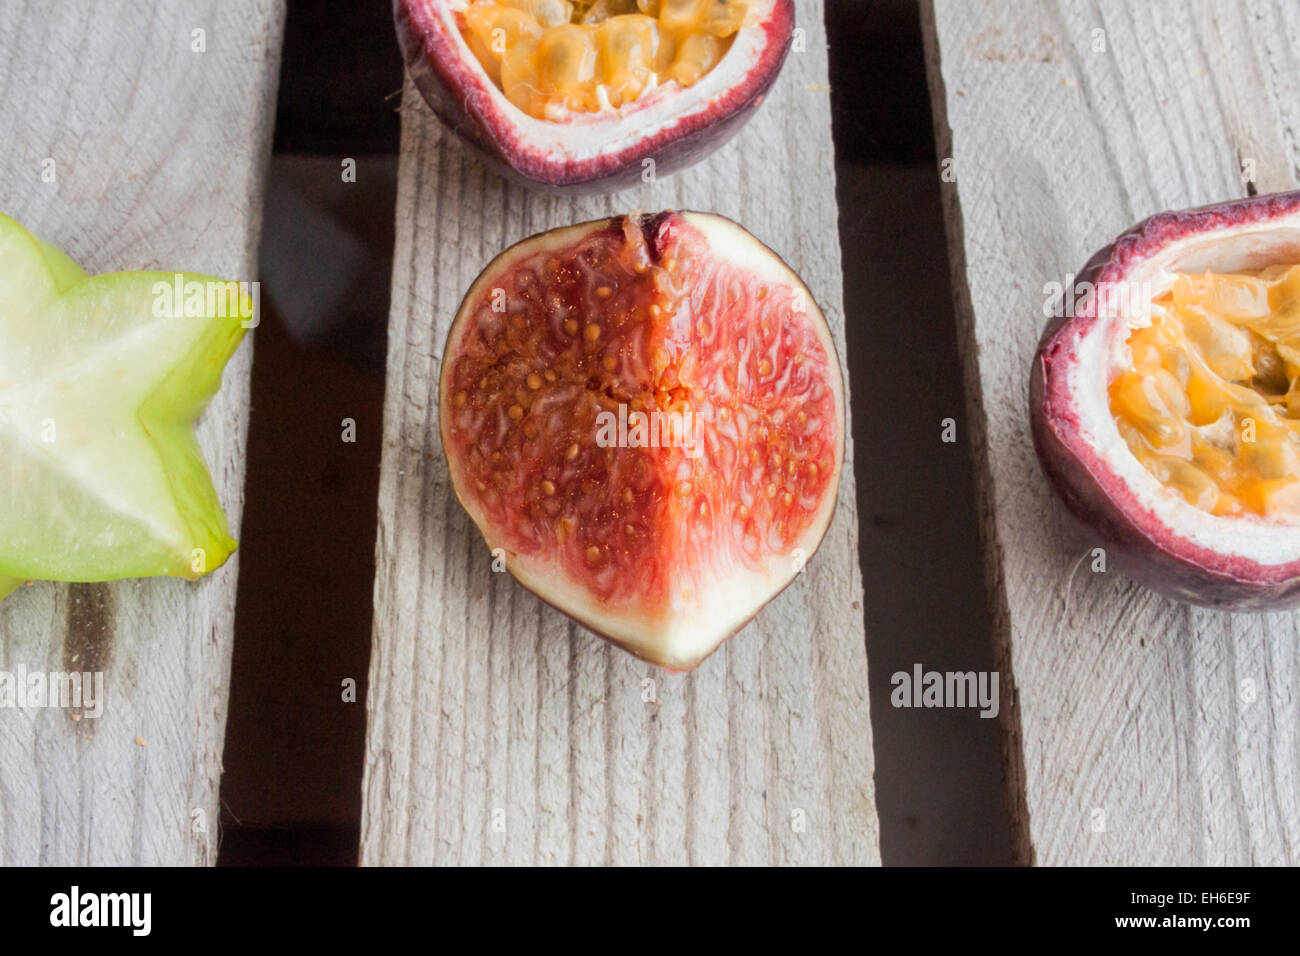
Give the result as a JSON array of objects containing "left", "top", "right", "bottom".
[
  {"left": 1032, "top": 190, "right": 1300, "bottom": 608},
  {"left": 395, "top": 0, "right": 794, "bottom": 191},
  {"left": 440, "top": 211, "right": 844, "bottom": 668}
]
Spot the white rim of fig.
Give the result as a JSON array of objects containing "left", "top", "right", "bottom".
[
  {"left": 1065, "top": 215, "right": 1300, "bottom": 567},
  {"left": 432, "top": 0, "right": 782, "bottom": 166},
  {"left": 441, "top": 212, "right": 844, "bottom": 669}
]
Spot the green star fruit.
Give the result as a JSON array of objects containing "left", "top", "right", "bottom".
[{"left": 0, "top": 213, "right": 251, "bottom": 601}]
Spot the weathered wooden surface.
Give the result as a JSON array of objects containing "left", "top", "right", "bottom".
[
  {"left": 0, "top": 0, "right": 283, "bottom": 865},
  {"left": 923, "top": 0, "right": 1300, "bottom": 864},
  {"left": 362, "top": 1, "right": 878, "bottom": 864}
]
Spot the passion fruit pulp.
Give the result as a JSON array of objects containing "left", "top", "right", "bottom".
[
  {"left": 440, "top": 211, "right": 844, "bottom": 668},
  {"left": 462, "top": 0, "right": 747, "bottom": 119},
  {"left": 1032, "top": 190, "right": 1300, "bottom": 608},
  {"left": 395, "top": 0, "right": 795, "bottom": 191}
]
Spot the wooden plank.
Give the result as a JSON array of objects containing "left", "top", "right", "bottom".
[
  {"left": 362, "top": 1, "right": 877, "bottom": 865},
  {"left": 922, "top": 0, "right": 1300, "bottom": 864},
  {"left": 0, "top": 0, "right": 283, "bottom": 865}
]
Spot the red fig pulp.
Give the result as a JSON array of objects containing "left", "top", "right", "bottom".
[{"left": 440, "top": 211, "right": 844, "bottom": 668}]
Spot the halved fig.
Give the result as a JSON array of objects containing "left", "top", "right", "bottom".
[
  {"left": 440, "top": 211, "right": 843, "bottom": 668},
  {"left": 395, "top": 0, "right": 794, "bottom": 191},
  {"left": 1032, "top": 190, "right": 1300, "bottom": 608}
]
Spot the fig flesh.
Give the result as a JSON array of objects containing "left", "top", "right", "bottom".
[
  {"left": 395, "top": 0, "right": 794, "bottom": 191},
  {"left": 440, "top": 211, "right": 844, "bottom": 668},
  {"left": 1032, "top": 190, "right": 1300, "bottom": 608}
]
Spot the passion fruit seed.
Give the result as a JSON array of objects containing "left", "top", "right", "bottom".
[
  {"left": 1111, "top": 265, "right": 1300, "bottom": 517},
  {"left": 462, "top": 0, "right": 748, "bottom": 119}
]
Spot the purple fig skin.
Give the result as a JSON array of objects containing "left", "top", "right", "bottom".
[
  {"left": 393, "top": 0, "right": 794, "bottom": 194},
  {"left": 1031, "top": 190, "right": 1300, "bottom": 610}
]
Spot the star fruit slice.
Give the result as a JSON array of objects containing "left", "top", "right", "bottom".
[{"left": 0, "top": 212, "right": 250, "bottom": 600}]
